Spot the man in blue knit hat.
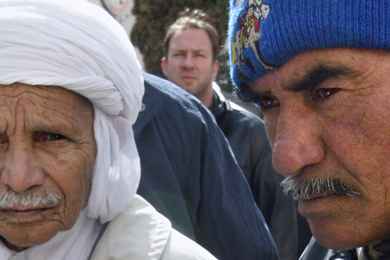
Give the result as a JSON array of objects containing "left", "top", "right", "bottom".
[{"left": 229, "top": 0, "right": 390, "bottom": 259}]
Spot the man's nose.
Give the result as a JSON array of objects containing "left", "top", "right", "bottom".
[
  {"left": 1, "top": 140, "right": 45, "bottom": 193},
  {"left": 182, "top": 53, "right": 195, "bottom": 68},
  {"left": 271, "top": 106, "right": 324, "bottom": 177}
]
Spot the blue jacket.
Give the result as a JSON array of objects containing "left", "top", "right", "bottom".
[
  {"left": 134, "top": 73, "right": 279, "bottom": 260},
  {"left": 210, "top": 87, "right": 299, "bottom": 260}
]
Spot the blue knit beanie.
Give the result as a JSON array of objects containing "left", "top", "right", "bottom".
[{"left": 229, "top": 0, "right": 390, "bottom": 95}]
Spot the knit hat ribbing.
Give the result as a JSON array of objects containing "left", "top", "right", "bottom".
[{"left": 229, "top": 0, "right": 390, "bottom": 93}]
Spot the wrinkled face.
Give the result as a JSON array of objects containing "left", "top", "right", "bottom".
[
  {"left": 0, "top": 83, "right": 96, "bottom": 251},
  {"left": 161, "top": 28, "right": 219, "bottom": 106},
  {"left": 248, "top": 48, "right": 390, "bottom": 250}
]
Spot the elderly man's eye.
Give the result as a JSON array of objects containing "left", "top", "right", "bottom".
[
  {"left": 257, "top": 95, "right": 279, "bottom": 110},
  {"left": 35, "top": 132, "right": 66, "bottom": 142},
  {"left": 314, "top": 88, "right": 340, "bottom": 100},
  {"left": 47, "top": 133, "right": 65, "bottom": 141}
]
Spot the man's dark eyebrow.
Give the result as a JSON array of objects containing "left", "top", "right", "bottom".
[{"left": 287, "top": 63, "right": 357, "bottom": 92}]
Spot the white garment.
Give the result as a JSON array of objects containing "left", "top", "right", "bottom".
[
  {"left": 0, "top": 0, "right": 144, "bottom": 222},
  {"left": 90, "top": 195, "right": 217, "bottom": 260},
  {"left": 0, "top": 210, "right": 101, "bottom": 260},
  {"left": 0, "top": 0, "right": 144, "bottom": 259},
  {"left": 357, "top": 247, "right": 366, "bottom": 260}
]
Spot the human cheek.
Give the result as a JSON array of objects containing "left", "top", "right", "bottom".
[
  {"left": 39, "top": 151, "right": 92, "bottom": 223},
  {"left": 169, "top": 59, "right": 184, "bottom": 71},
  {"left": 64, "top": 153, "right": 94, "bottom": 207},
  {"left": 323, "top": 106, "right": 390, "bottom": 194}
]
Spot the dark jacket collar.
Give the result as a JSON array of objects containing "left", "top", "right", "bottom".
[{"left": 209, "top": 83, "right": 233, "bottom": 120}]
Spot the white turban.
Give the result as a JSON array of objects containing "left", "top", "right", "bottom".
[
  {"left": 0, "top": 0, "right": 144, "bottom": 224},
  {"left": 0, "top": 1, "right": 145, "bottom": 258}
]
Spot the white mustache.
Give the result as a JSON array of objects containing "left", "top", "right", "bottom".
[
  {"left": 0, "top": 190, "right": 61, "bottom": 208},
  {"left": 280, "top": 176, "right": 361, "bottom": 200}
]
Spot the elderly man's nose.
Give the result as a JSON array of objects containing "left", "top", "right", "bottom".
[
  {"left": 1, "top": 144, "right": 45, "bottom": 193},
  {"left": 272, "top": 110, "right": 324, "bottom": 176}
]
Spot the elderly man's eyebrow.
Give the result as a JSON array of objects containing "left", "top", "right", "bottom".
[{"left": 287, "top": 63, "right": 358, "bottom": 93}]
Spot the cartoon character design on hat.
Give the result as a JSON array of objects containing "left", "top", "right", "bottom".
[{"left": 231, "top": 0, "right": 274, "bottom": 79}]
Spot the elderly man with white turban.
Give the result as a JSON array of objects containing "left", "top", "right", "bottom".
[{"left": 0, "top": 0, "right": 217, "bottom": 259}]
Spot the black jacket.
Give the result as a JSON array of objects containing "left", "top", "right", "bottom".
[
  {"left": 300, "top": 238, "right": 357, "bottom": 260},
  {"left": 209, "top": 86, "right": 299, "bottom": 260},
  {"left": 134, "top": 73, "right": 279, "bottom": 260}
]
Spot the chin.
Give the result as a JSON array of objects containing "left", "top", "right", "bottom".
[
  {"left": 310, "top": 224, "right": 379, "bottom": 251},
  {"left": 0, "top": 221, "right": 64, "bottom": 251},
  {"left": 1, "top": 233, "right": 56, "bottom": 252},
  {"left": 314, "top": 235, "right": 357, "bottom": 251}
]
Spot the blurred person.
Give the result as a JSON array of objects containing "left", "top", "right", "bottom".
[
  {"left": 135, "top": 73, "right": 279, "bottom": 260},
  {"left": 88, "top": 1, "right": 280, "bottom": 259},
  {"left": 161, "top": 8, "right": 298, "bottom": 260}
]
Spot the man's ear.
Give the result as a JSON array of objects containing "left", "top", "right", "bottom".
[
  {"left": 212, "top": 59, "right": 219, "bottom": 79},
  {"left": 161, "top": 57, "right": 168, "bottom": 76}
]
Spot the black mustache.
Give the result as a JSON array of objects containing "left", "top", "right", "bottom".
[{"left": 280, "top": 176, "right": 360, "bottom": 200}]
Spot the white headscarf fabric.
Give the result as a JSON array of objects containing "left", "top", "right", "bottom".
[{"left": 0, "top": 0, "right": 144, "bottom": 259}]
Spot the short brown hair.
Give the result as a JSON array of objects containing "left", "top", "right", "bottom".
[{"left": 163, "top": 9, "right": 220, "bottom": 61}]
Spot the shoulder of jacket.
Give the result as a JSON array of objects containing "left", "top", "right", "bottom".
[
  {"left": 91, "top": 195, "right": 172, "bottom": 260},
  {"left": 161, "top": 229, "right": 218, "bottom": 260}
]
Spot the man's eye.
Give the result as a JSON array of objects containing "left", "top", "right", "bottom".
[
  {"left": 46, "top": 133, "right": 64, "bottom": 141},
  {"left": 257, "top": 95, "right": 279, "bottom": 110},
  {"left": 172, "top": 53, "right": 183, "bottom": 57},
  {"left": 35, "top": 132, "right": 66, "bottom": 142},
  {"left": 314, "top": 88, "right": 340, "bottom": 100}
]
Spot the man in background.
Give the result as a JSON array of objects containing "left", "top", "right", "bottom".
[
  {"left": 135, "top": 73, "right": 279, "bottom": 260},
  {"left": 161, "top": 9, "right": 299, "bottom": 260},
  {"left": 88, "top": 1, "right": 281, "bottom": 259}
]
